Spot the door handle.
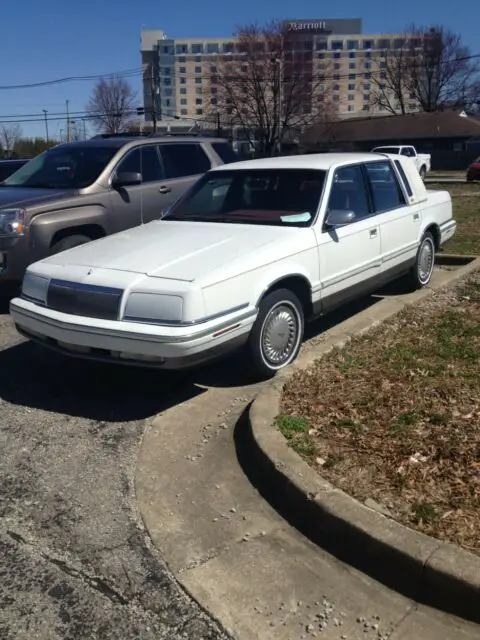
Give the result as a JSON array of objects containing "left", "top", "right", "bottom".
[
  {"left": 159, "top": 185, "right": 171, "bottom": 194},
  {"left": 413, "top": 213, "right": 420, "bottom": 221},
  {"left": 369, "top": 228, "right": 378, "bottom": 238}
]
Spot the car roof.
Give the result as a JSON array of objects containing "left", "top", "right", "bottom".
[
  {"left": 51, "top": 136, "right": 229, "bottom": 152},
  {"left": 213, "top": 152, "right": 393, "bottom": 172}
]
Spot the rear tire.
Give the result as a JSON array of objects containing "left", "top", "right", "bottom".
[
  {"left": 247, "top": 288, "right": 304, "bottom": 379},
  {"left": 407, "top": 231, "right": 435, "bottom": 290},
  {"left": 48, "top": 234, "right": 92, "bottom": 256}
]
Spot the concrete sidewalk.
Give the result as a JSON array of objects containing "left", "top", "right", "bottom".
[{"left": 135, "top": 269, "right": 480, "bottom": 639}]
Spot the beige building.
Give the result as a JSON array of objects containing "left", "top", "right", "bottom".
[{"left": 140, "top": 19, "right": 419, "bottom": 125}]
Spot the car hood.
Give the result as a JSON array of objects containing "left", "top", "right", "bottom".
[
  {"left": 42, "top": 219, "right": 302, "bottom": 282},
  {"left": 0, "top": 187, "right": 75, "bottom": 209}
]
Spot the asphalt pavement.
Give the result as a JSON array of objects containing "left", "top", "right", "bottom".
[{"left": 0, "top": 300, "right": 228, "bottom": 639}]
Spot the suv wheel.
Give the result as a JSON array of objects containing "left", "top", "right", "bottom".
[
  {"left": 248, "top": 288, "right": 304, "bottom": 379},
  {"left": 49, "top": 234, "right": 91, "bottom": 256}
]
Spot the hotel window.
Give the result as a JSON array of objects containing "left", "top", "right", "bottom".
[
  {"left": 348, "top": 105, "right": 355, "bottom": 111},
  {"left": 207, "top": 43, "right": 219, "bottom": 54},
  {"left": 364, "top": 51, "right": 371, "bottom": 59},
  {"left": 210, "top": 97, "right": 217, "bottom": 105},
  {"left": 333, "top": 52, "right": 341, "bottom": 59},
  {"left": 211, "top": 65, "right": 217, "bottom": 73},
  {"left": 179, "top": 67, "right": 186, "bottom": 74},
  {"left": 196, "top": 98, "right": 202, "bottom": 105},
  {"left": 363, "top": 94, "right": 370, "bottom": 101},
  {"left": 363, "top": 40, "right": 373, "bottom": 49},
  {"left": 377, "top": 39, "right": 390, "bottom": 49},
  {"left": 223, "top": 42, "right": 234, "bottom": 53},
  {"left": 195, "top": 55, "right": 202, "bottom": 63},
  {"left": 333, "top": 74, "right": 340, "bottom": 81},
  {"left": 163, "top": 78, "right": 171, "bottom": 86},
  {"left": 349, "top": 62, "right": 356, "bottom": 69},
  {"left": 178, "top": 56, "right": 186, "bottom": 63},
  {"left": 180, "top": 98, "right": 187, "bottom": 105},
  {"left": 333, "top": 84, "right": 340, "bottom": 91},
  {"left": 180, "top": 88, "right": 187, "bottom": 94},
  {"left": 192, "top": 44, "right": 203, "bottom": 54},
  {"left": 180, "top": 77, "right": 186, "bottom": 84},
  {"left": 196, "top": 108, "right": 203, "bottom": 115},
  {"left": 349, "top": 52, "right": 356, "bottom": 59},
  {"left": 347, "top": 40, "right": 358, "bottom": 50},
  {"left": 348, "top": 94, "right": 355, "bottom": 101},
  {"left": 349, "top": 73, "right": 356, "bottom": 80},
  {"left": 365, "top": 73, "right": 372, "bottom": 79},
  {"left": 195, "top": 66, "right": 202, "bottom": 73},
  {"left": 181, "top": 108, "right": 187, "bottom": 115},
  {"left": 195, "top": 77, "right": 202, "bottom": 84},
  {"left": 331, "top": 40, "right": 343, "bottom": 50},
  {"left": 176, "top": 44, "right": 188, "bottom": 54},
  {"left": 362, "top": 104, "right": 370, "bottom": 111},
  {"left": 348, "top": 83, "right": 355, "bottom": 90},
  {"left": 394, "top": 39, "right": 404, "bottom": 49}
]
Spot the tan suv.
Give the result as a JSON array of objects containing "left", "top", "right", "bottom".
[{"left": 0, "top": 135, "right": 238, "bottom": 283}]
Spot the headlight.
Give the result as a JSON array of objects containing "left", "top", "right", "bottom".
[
  {"left": 21, "top": 272, "right": 50, "bottom": 305},
  {"left": 123, "top": 292, "right": 183, "bottom": 324},
  {"left": 0, "top": 208, "right": 26, "bottom": 237}
]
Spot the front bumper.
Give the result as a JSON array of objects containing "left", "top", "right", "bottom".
[
  {"left": 439, "top": 219, "right": 456, "bottom": 246},
  {"left": 10, "top": 297, "right": 256, "bottom": 369},
  {"left": 0, "top": 235, "right": 31, "bottom": 283}
]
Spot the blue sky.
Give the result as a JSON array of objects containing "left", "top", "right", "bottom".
[{"left": 1, "top": 0, "right": 477, "bottom": 138}]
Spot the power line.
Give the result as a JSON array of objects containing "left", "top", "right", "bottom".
[{"left": 0, "top": 67, "right": 143, "bottom": 91}]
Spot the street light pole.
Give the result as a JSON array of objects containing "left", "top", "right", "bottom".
[
  {"left": 66, "top": 100, "right": 70, "bottom": 142},
  {"left": 42, "top": 109, "right": 49, "bottom": 142}
]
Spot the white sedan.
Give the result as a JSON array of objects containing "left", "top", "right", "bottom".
[{"left": 10, "top": 152, "right": 456, "bottom": 378}]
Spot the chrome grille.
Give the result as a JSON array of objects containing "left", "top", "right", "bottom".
[{"left": 47, "top": 279, "right": 122, "bottom": 320}]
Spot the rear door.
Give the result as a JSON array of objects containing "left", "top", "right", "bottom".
[
  {"left": 364, "top": 159, "right": 420, "bottom": 281},
  {"left": 156, "top": 142, "right": 213, "bottom": 213}
]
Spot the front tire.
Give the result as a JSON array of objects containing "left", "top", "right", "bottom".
[
  {"left": 48, "top": 234, "right": 92, "bottom": 256},
  {"left": 419, "top": 166, "right": 426, "bottom": 180},
  {"left": 408, "top": 231, "right": 435, "bottom": 289},
  {"left": 248, "top": 288, "right": 304, "bottom": 379}
]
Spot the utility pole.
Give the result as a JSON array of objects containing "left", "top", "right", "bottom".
[
  {"left": 42, "top": 109, "right": 49, "bottom": 142},
  {"left": 66, "top": 100, "right": 70, "bottom": 142},
  {"left": 150, "top": 63, "right": 157, "bottom": 134},
  {"left": 216, "top": 112, "right": 221, "bottom": 137}
]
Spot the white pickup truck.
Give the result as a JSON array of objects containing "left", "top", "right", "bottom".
[{"left": 372, "top": 145, "right": 431, "bottom": 179}]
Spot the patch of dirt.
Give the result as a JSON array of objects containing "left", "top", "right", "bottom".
[{"left": 279, "top": 272, "right": 480, "bottom": 556}]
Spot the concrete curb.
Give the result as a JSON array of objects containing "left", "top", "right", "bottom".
[{"left": 246, "top": 255, "right": 480, "bottom": 624}]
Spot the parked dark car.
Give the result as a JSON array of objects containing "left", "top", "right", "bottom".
[
  {"left": 466, "top": 157, "right": 480, "bottom": 182},
  {"left": 0, "top": 159, "right": 29, "bottom": 182}
]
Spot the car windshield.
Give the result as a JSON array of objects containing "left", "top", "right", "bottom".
[
  {"left": 2, "top": 145, "right": 118, "bottom": 189},
  {"left": 164, "top": 168, "right": 326, "bottom": 227}
]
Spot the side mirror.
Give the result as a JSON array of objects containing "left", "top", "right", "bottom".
[
  {"left": 112, "top": 171, "right": 142, "bottom": 188},
  {"left": 325, "top": 209, "right": 356, "bottom": 227}
]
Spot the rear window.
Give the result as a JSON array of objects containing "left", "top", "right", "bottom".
[
  {"left": 394, "top": 160, "right": 413, "bottom": 197},
  {"left": 211, "top": 142, "right": 240, "bottom": 164},
  {"left": 374, "top": 147, "right": 400, "bottom": 155}
]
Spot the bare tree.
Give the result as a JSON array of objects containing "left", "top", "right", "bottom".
[
  {"left": 0, "top": 124, "right": 23, "bottom": 157},
  {"left": 407, "top": 25, "right": 479, "bottom": 112},
  {"left": 370, "top": 40, "right": 412, "bottom": 115},
  {"left": 86, "top": 76, "right": 137, "bottom": 134},
  {"left": 370, "top": 25, "right": 480, "bottom": 114},
  {"left": 204, "top": 21, "right": 336, "bottom": 156}
]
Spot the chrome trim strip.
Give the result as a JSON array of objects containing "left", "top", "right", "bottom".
[
  {"left": 49, "top": 279, "right": 123, "bottom": 296},
  {"left": 123, "top": 302, "right": 250, "bottom": 327},
  {"left": 321, "top": 260, "right": 382, "bottom": 289},
  {"left": 381, "top": 242, "right": 418, "bottom": 263},
  {"left": 440, "top": 219, "right": 456, "bottom": 232}
]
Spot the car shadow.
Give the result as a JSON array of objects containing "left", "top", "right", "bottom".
[{"left": 0, "top": 279, "right": 408, "bottom": 422}]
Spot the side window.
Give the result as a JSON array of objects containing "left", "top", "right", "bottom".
[
  {"left": 394, "top": 160, "right": 413, "bottom": 197},
  {"left": 365, "top": 161, "right": 406, "bottom": 212},
  {"left": 327, "top": 165, "right": 370, "bottom": 220},
  {"left": 160, "top": 143, "right": 212, "bottom": 179},
  {"left": 140, "top": 146, "right": 164, "bottom": 182},
  {"left": 117, "top": 148, "right": 140, "bottom": 175},
  {"left": 115, "top": 147, "right": 164, "bottom": 183},
  {"left": 211, "top": 142, "right": 240, "bottom": 164},
  {"left": 401, "top": 147, "right": 414, "bottom": 157}
]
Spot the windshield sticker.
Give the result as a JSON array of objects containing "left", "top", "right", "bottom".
[{"left": 280, "top": 212, "right": 312, "bottom": 223}]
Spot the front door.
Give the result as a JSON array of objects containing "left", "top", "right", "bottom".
[
  {"left": 109, "top": 144, "right": 167, "bottom": 231},
  {"left": 314, "top": 164, "right": 382, "bottom": 312}
]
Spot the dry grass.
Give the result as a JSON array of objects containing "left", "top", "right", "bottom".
[
  {"left": 279, "top": 273, "right": 480, "bottom": 555},
  {"left": 427, "top": 183, "right": 480, "bottom": 255}
]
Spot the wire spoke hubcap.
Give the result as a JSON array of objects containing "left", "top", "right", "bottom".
[
  {"left": 418, "top": 239, "right": 434, "bottom": 283},
  {"left": 261, "top": 303, "right": 299, "bottom": 366}
]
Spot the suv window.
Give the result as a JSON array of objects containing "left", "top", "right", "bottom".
[
  {"left": 116, "top": 146, "right": 164, "bottom": 183},
  {"left": 160, "top": 143, "right": 211, "bottom": 179},
  {"left": 211, "top": 142, "right": 240, "bottom": 164},
  {"left": 364, "top": 161, "right": 406, "bottom": 212},
  {"left": 327, "top": 165, "right": 370, "bottom": 220},
  {"left": 401, "top": 147, "right": 415, "bottom": 157}
]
